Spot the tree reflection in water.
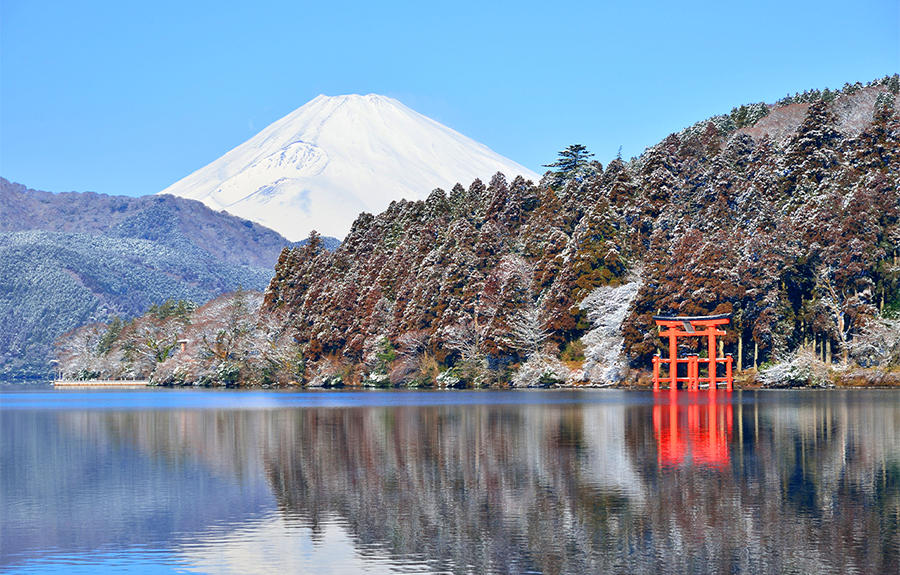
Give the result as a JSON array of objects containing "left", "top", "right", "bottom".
[
  {"left": 259, "top": 392, "right": 897, "bottom": 575},
  {"left": 4, "top": 390, "right": 897, "bottom": 574}
]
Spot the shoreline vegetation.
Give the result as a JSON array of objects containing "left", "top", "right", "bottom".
[
  {"left": 49, "top": 289, "right": 899, "bottom": 391},
  {"left": 40, "top": 372, "right": 900, "bottom": 389},
  {"left": 50, "top": 77, "right": 900, "bottom": 390},
  {"left": 32, "top": 366, "right": 900, "bottom": 389}
]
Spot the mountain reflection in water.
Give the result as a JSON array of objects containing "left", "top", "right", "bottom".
[{"left": 1, "top": 389, "right": 897, "bottom": 574}]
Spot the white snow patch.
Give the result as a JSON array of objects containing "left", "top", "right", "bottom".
[
  {"left": 579, "top": 277, "right": 643, "bottom": 384},
  {"left": 159, "top": 94, "right": 539, "bottom": 241}
]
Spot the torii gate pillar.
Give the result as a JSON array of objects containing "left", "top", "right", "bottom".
[{"left": 651, "top": 314, "right": 733, "bottom": 391}]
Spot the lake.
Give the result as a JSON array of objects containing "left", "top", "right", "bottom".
[{"left": 1, "top": 387, "right": 897, "bottom": 574}]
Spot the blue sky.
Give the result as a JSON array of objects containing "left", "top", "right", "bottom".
[{"left": 2, "top": 0, "right": 898, "bottom": 197}]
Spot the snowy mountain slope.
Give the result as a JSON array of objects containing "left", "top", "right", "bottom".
[{"left": 159, "top": 94, "right": 540, "bottom": 241}]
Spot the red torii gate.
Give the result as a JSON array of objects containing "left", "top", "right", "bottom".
[{"left": 652, "top": 314, "right": 733, "bottom": 391}]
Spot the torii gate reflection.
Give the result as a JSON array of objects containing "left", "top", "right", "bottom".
[{"left": 653, "top": 394, "right": 733, "bottom": 468}]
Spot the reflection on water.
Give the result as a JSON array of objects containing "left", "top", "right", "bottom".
[
  {"left": 1, "top": 389, "right": 898, "bottom": 574},
  {"left": 654, "top": 395, "right": 733, "bottom": 468}
]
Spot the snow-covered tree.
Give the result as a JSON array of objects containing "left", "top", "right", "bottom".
[
  {"left": 579, "top": 272, "right": 643, "bottom": 384},
  {"left": 544, "top": 144, "right": 594, "bottom": 173},
  {"left": 759, "top": 347, "right": 831, "bottom": 388},
  {"left": 848, "top": 317, "right": 900, "bottom": 368},
  {"left": 508, "top": 306, "right": 550, "bottom": 357},
  {"left": 511, "top": 353, "right": 573, "bottom": 387},
  {"left": 542, "top": 144, "right": 598, "bottom": 188},
  {"left": 444, "top": 319, "right": 491, "bottom": 386}
]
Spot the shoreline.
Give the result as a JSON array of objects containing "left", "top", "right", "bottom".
[
  {"left": 51, "top": 379, "right": 149, "bottom": 388},
  {"left": 5, "top": 367, "right": 899, "bottom": 390},
  {"left": 2, "top": 383, "right": 899, "bottom": 392}
]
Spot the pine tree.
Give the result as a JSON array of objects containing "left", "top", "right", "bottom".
[{"left": 543, "top": 145, "right": 595, "bottom": 177}]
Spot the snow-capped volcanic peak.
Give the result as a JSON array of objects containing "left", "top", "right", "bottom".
[{"left": 160, "top": 94, "right": 540, "bottom": 241}]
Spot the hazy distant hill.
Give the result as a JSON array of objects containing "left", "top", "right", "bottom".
[
  {"left": 1, "top": 179, "right": 299, "bottom": 267},
  {"left": 0, "top": 179, "right": 304, "bottom": 380}
]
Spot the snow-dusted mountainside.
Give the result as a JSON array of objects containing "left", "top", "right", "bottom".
[
  {"left": 0, "top": 178, "right": 294, "bottom": 379},
  {"left": 159, "top": 94, "right": 540, "bottom": 241}
]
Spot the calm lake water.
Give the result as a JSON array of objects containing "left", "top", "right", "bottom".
[{"left": 1, "top": 387, "right": 897, "bottom": 574}]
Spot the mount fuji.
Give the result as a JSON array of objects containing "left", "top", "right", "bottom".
[{"left": 159, "top": 95, "right": 540, "bottom": 241}]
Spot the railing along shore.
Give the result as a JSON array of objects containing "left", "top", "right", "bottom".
[{"left": 52, "top": 379, "right": 150, "bottom": 387}]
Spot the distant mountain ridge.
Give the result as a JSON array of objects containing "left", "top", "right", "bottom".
[
  {"left": 1, "top": 178, "right": 298, "bottom": 268},
  {"left": 0, "top": 179, "right": 302, "bottom": 380},
  {"left": 159, "top": 94, "right": 540, "bottom": 241}
]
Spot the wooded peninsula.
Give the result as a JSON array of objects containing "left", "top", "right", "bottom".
[{"left": 55, "top": 78, "right": 900, "bottom": 388}]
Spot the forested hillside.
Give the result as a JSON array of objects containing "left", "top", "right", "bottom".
[
  {"left": 57, "top": 77, "right": 900, "bottom": 387},
  {"left": 1, "top": 183, "right": 298, "bottom": 379}
]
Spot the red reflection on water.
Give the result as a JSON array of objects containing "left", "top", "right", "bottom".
[{"left": 653, "top": 393, "right": 733, "bottom": 469}]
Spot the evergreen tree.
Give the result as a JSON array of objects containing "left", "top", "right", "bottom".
[{"left": 543, "top": 145, "right": 595, "bottom": 177}]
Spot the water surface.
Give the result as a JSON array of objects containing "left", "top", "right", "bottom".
[{"left": 2, "top": 387, "right": 897, "bottom": 574}]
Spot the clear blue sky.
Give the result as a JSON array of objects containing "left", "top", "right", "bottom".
[{"left": 2, "top": 0, "right": 898, "bottom": 197}]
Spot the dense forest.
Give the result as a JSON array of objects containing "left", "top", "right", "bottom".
[{"left": 55, "top": 77, "right": 900, "bottom": 387}]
